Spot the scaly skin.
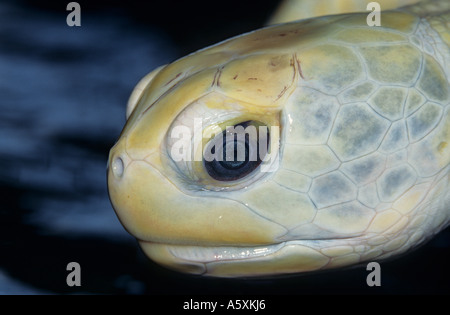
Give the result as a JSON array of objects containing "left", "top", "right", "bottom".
[{"left": 107, "top": 0, "right": 450, "bottom": 277}]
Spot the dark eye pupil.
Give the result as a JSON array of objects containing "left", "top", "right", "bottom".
[
  {"left": 204, "top": 121, "right": 268, "bottom": 181},
  {"left": 219, "top": 136, "right": 249, "bottom": 170}
]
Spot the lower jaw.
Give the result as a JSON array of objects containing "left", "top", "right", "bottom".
[{"left": 138, "top": 240, "right": 333, "bottom": 277}]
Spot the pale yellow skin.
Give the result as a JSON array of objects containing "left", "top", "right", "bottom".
[
  {"left": 108, "top": 0, "right": 450, "bottom": 277},
  {"left": 268, "top": 0, "right": 423, "bottom": 25}
]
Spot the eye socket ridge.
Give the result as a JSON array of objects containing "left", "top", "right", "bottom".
[{"left": 203, "top": 121, "right": 269, "bottom": 181}]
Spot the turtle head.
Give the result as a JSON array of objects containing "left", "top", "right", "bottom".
[
  {"left": 108, "top": 14, "right": 450, "bottom": 277},
  {"left": 107, "top": 20, "right": 400, "bottom": 277}
]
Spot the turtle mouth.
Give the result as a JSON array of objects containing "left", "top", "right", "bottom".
[
  {"left": 138, "top": 240, "right": 332, "bottom": 277},
  {"left": 168, "top": 242, "right": 284, "bottom": 262}
]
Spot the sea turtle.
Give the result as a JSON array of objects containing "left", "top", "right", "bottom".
[{"left": 107, "top": 0, "right": 449, "bottom": 277}]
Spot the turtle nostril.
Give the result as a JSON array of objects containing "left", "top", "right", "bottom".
[{"left": 112, "top": 156, "right": 124, "bottom": 178}]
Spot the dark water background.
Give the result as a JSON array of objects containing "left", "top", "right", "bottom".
[{"left": 0, "top": 0, "right": 448, "bottom": 295}]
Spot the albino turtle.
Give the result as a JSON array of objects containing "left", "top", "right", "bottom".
[{"left": 107, "top": 0, "right": 449, "bottom": 277}]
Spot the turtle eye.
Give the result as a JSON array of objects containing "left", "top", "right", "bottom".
[{"left": 203, "top": 121, "right": 269, "bottom": 181}]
